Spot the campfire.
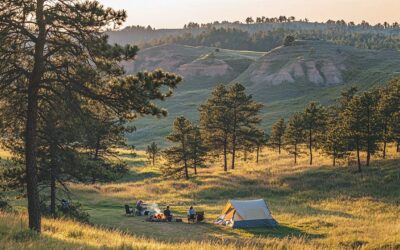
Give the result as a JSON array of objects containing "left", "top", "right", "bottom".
[{"left": 147, "top": 213, "right": 167, "bottom": 222}]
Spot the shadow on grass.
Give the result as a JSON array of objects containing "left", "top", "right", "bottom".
[
  {"left": 117, "top": 170, "right": 161, "bottom": 183},
  {"left": 189, "top": 158, "right": 400, "bottom": 206},
  {"left": 280, "top": 158, "right": 400, "bottom": 204},
  {"left": 241, "top": 224, "right": 324, "bottom": 239}
]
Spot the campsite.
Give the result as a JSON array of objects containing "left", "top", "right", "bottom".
[{"left": 2, "top": 147, "right": 397, "bottom": 249}]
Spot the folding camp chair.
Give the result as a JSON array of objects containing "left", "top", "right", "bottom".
[{"left": 125, "top": 205, "right": 134, "bottom": 216}]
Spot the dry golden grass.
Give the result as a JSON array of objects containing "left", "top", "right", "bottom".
[{"left": 1, "top": 146, "right": 400, "bottom": 249}]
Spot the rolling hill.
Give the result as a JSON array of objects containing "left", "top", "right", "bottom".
[{"left": 124, "top": 41, "right": 400, "bottom": 148}]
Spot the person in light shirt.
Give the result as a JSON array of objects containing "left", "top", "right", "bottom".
[{"left": 188, "top": 206, "right": 196, "bottom": 222}]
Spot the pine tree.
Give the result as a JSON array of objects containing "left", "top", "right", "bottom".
[
  {"left": 300, "top": 102, "right": 327, "bottom": 165},
  {"left": 379, "top": 78, "right": 400, "bottom": 157},
  {"left": 187, "top": 126, "right": 208, "bottom": 175},
  {"left": 163, "top": 117, "right": 193, "bottom": 179},
  {"left": 321, "top": 107, "right": 349, "bottom": 166},
  {"left": 146, "top": 142, "right": 160, "bottom": 166},
  {"left": 269, "top": 118, "right": 286, "bottom": 154},
  {"left": 342, "top": 91, "right": 380, "bottom": 171},
  {"left": 199, "top": 85, "right": 231, "bottom": 171},
  {"left": 0, "top": 0, "right": 182, "bottom": 231},
  {"left": 226, "top": 83, "right": 263, "bottom": 170},
  {"left": 284, "top": 113, "right": 304, "bottom": 164}
]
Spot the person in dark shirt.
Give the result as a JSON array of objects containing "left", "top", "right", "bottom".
[{"left": 164, "top": 206, "right": 172, "bottom": 222}]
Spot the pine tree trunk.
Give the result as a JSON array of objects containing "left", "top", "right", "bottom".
[
  {"left": 184, "top": 159, "right": 189, "bottom": 179},
  {"left": 194, "top": 162, "right": 197, "bottom": 175},
  {"left": 356, "top": 139, "right": 361, "bottom": 172},
  {"left": 366, "top": 108, "right": 371, "bottom": 166},
  {"left": 333, "top": 156, "right": 336, "bottom": 167},
  {"left": 309, "top": 128, "right": 313, "bottom": 165},
  {"left": 152, "top": 155, "right": 155, "bottom": 166},
  {"left": 382, "top": 122, "right": 387, "bottom": 159},
  {"left": 256, "top": 146, "right": 259, "bottom": 163},
  {"left": 278, "top": 140, "right": 281, "bottom": 154},
  {"left": 50, "top": 143, "right": 57, "bottom": 218},
  {"left": 25, "top": 0, "right": 46, "bottom": 232},
  {"left": 231, "top": 134, "right": 236, "bottom": 169},
  {"left": 244, "top": 150, "right": 247, "bottom": 161},
  {"left": 223, "top": 138, "right": 227, "bottom": 171},
  {"left": 294, "top": 143, "right": 297, "bottom": 164},
  {"left": 383, "top": 141, "right": 387, "bottom": 159}
]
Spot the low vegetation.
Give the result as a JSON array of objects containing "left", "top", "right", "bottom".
[{"left": 1, "top": 147, "right": 400, "bottom": 249}]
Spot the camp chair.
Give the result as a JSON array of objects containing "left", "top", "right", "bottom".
[
  {"left": 196, "top": 211, "right": 205, "bottom": 222},
  {"left": 125, "top": 205, "right": 134, "bottom": 216}
]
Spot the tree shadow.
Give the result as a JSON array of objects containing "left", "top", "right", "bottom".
[
  {"left": 279, "top": 158, "right": 400, "bottom": 204},
  {"left": 240, "top": 224, "right": 324, "bottom": 239},
  {"left": 117, "top": 169, "right": 161, "bottom": 183}
]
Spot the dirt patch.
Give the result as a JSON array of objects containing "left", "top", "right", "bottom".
[
  {"left": 320, "top": 61, "right": 343, "bottom": 85},
  {"left": 305, "top": 61, "right": 324, "bottom": 85}
]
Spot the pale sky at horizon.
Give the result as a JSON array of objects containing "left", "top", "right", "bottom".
[{"left": 98, "top": 0, "right": 400, "bottom": 29}]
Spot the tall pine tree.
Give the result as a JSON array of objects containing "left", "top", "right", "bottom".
[
  {"left": 269, "top": 118, "right": 286, "bottom": 154},
  {"left": 300, "top": 102, "right": 327, "bottom": 165},
  {"left": 284, "top": 113, "right": 304, "bottom": 164}
]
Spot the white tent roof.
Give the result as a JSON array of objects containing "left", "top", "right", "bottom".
[{"left": 228, "top": 199, "right": 273, "bottom": 220}]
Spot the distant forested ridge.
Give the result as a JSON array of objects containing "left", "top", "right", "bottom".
[{"left": 108, "top": 18, "right": 400, "bottom": 52}]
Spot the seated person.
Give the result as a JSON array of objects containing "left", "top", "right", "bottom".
[
  {"left": 136, "top": 200, "right": 144, "bottom": 215},
  {"left": 164, "top": 206, "right": 172, "bottom": 222},
  {"left": 187, "top": 206, "right": 196, "bottom": 222},
  {"left": 60, "top": 199, "right": 70, "bottom": 212}
]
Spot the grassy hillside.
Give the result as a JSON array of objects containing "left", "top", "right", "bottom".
[
  {"left": 125, "top": 41, "right": 400, "bottom": 148},
  {"left": 1, "top": 147, "right": 400, "bottom": 249}
]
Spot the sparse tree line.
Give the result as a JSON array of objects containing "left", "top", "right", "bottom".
[
  {"left": 142, "top": 26, "right": 400, "bottom": 53},
  {"left": 182, "top": 17, "right": 399, "bottom": 30},
  {"left": 0, "top": 0, "right": 182, "bottom": 232},
  {"left": 270, "top": 78, "right": 400, "bottom": 171},
  {"left": 158, "top": 78, "right": 400, "bottom": 178}
]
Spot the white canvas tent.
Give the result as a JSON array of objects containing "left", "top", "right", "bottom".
[{"left": 216, "top": 199, "right": 277, "bottom": 228}]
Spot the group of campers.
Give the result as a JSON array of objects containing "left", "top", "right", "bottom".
[
  {"left": 133, "top": 200, "right": 199, "bottom": 223},
  {"left": 127, "top": 199, "right": 277, "bottom": 228}
]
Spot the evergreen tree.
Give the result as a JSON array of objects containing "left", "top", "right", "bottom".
[
  {"left": 300, "top": 102, "right": 327, "bottom": 165},
  {"left": 0, "top": 0, "right": 182, "bottom": 231},
  {"left": 379, "top": 78, "right": 400, "bottom": 157},
  {"left": 199, "top": 85, "right": 231, "bottom": 171},
  {"left": 187, "top": 126, "right": 208, "bottom": 175},
  {"left": 269, "top": 118, "right": 286, "bottom": 154},
  {"left": 163, "top": 117, "right": 193, "bottom": 179},
  {"left": 343, "top": 91, "right": 380, "bottom": 171},
  {"left": 321, "top": 107, "right": 349, "bottom": 166},
  {"left": 226, "top": 83, "right": 263, "bottom": 170},
  {"left": 284, "top": 113, "right": 304, "bottom": 164},
  {"left": 146, "top": 142, "right": 160, "bottom": 166}
]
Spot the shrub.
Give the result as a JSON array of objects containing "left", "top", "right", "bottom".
[{"left": 283, "top": 35, "right": 295, "bottom": 46}]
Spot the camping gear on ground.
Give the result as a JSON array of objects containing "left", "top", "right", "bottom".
[
  {"left": 215, "top": 199, "right": 277, "bottom": 228},
  {"left": 125, "top": 205, "right": 134, "bottom": 216},
  {"left": 196, "top": 211, "right": 205, "bottom": 222},
  {"left": 188, "top": 211, "right": 205, "bottom": 223}
]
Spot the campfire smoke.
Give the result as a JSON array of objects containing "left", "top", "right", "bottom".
[{"left": 147, "top": 203, "right": 161, "bottom": 214}]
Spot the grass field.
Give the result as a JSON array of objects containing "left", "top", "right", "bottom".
[{"left": 1, "top": 146, "right": 400, "bottom": 249}]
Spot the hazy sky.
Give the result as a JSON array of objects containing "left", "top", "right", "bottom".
[{"left": 98, "top": 0, "right": 399, "bottom": 29}]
